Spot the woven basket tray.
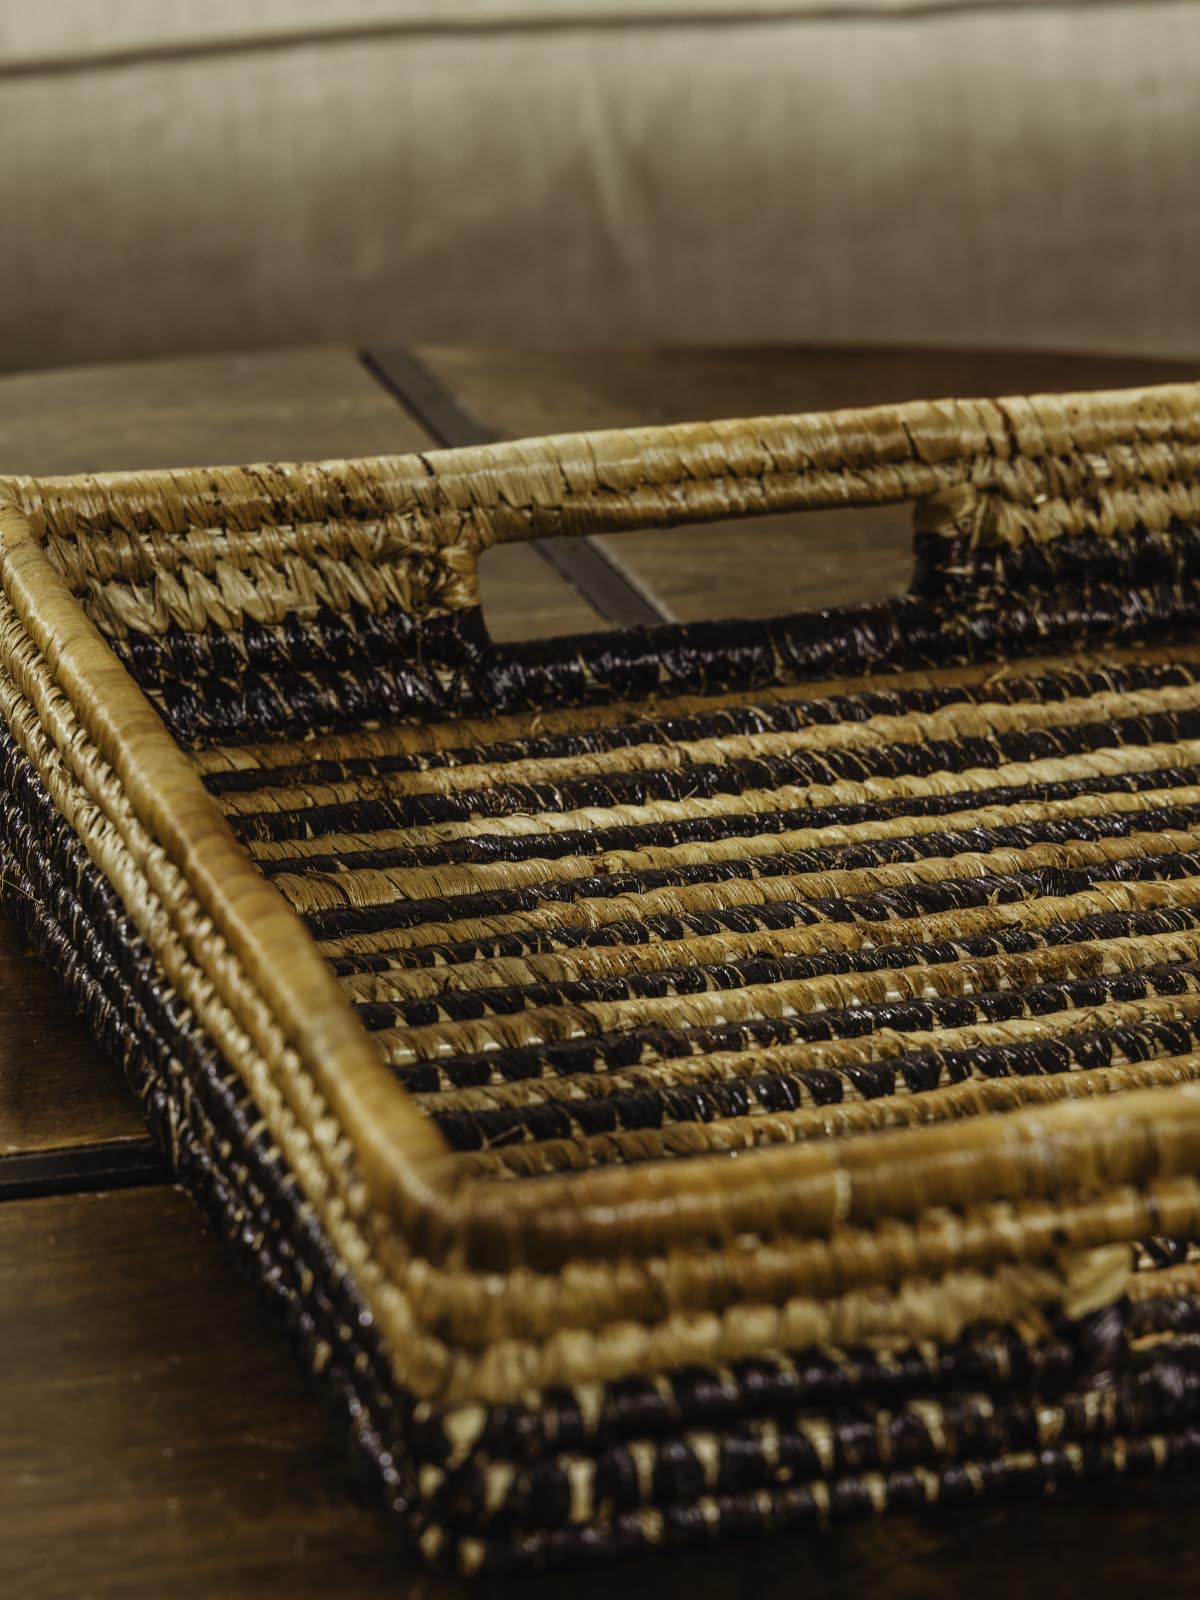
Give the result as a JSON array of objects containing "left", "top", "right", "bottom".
[{"left": 6, "top": 383, "right": 1200, "bottom": 1573}]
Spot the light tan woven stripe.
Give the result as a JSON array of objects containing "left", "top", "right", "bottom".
[
  {"left": 311, "top": 827, "right": 1200, "bottom": 961},
  {"left": 272, "top": 800, "right": 1200, "bottom": 918},
  {"left": 405, "top": 1181, "right": 1198, "bottom": 1388},
  {"left": 339, "top": 878, "right": 1200, "bottom": 1001},
  {"left": 73, "top": 547, "right": 475, "bottom": 638},
  {"left": 1126, "top": 1260, "right": 1200, "bottom": 1303},
  {"left": 264, "top": 737, "right": 1200, "bottom": 867}
]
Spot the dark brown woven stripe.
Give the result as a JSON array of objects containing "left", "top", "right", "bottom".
[
  {"left": 1136, "top": 1237, "right": 1200, "bottom": 1270},
  {"left": 318, "top": 864, "right": 1148, "bottom": 973},
  {"left": 444, "top": 1295, "right": 1196, "bottom": 1466},
  {"left": 350, "top": 899, "right": 1200, "bottom": 1030},
  {"left": 203, "top": 657, "right": 1200, "bottom": 797},
  {"left": 425, "top": 1013, "right": 1200, "bottom": 1151},
  {"left": 471, "top": 1430, "right": 1200, "bottom": 1574},
  {"left": 399, "top": 959, "right": 1200, "bottom": 1090},
  {"left": 256, "top": 765, "right": 1200, "bottom": 877},
  {"left": 228, "top": 706, "right": 1200, "bottom": 847},
  {"left": 120, "top": 556, "right": 1200, "bottom": 749},
  {"left": 911, "top": 521, "right": 1200, "bottom": 604},
  {"left": 430, "top": 1364, "right": 1200, "bottom": 1540},
  {"left": 120, "top": 604, "right": 484, "bottom": 748},
  {"left": 292, "top": 805, "right": 1200, "bottom": 941}
]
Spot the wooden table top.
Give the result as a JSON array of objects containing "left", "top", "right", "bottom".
[{"left": 4, "top": 341, "right": 1199, "bottom": 1599}]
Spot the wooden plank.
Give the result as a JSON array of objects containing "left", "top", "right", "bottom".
[
  {"left": 0, "top": 346, "right": 429, "bottom": 474},
  {"left": 0, "top": 905, "right": 151, "bottom": 1177},
  {"left": 480, "top": 542, "right": 613, "bottom": 643},
  {"left": 6, "top": 1184, "right": 1200, "bottom": 1599},
  {"left": 0, "top": 1186, "right": 409, "bottom": 1599},
  {"left": 418, "top": 344, "right": 1198, "bottom": 622}
]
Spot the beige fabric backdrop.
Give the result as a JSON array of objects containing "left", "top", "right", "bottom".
[{"left": 1, "top": 1, "right": 1198, "bottom": 371}]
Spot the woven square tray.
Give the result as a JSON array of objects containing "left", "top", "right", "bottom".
[{"left": 5, "top": 383, "right": 1200, "bottom": 1573}]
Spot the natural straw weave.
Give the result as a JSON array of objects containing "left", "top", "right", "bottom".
[{"left": 8, "top": 382, "right": 1200, "bottom": 1568}]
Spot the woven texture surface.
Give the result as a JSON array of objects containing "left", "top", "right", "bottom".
[
  {"left": 203, "top": 653, "right": 1200, "bottom": 1181},
  {"left": 8, "top": 383, "right": 1200, "bottom": 1569}
]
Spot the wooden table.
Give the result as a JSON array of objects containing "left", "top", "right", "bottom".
[{"left": 4, "top": 342, "right": 1199, "bottom": 1599}]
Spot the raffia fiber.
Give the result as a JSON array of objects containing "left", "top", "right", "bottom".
[{"left": 8, "top": 382, "right": 1200, "bottom": 1566}]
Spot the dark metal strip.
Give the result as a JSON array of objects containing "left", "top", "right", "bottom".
[
  {"left": 362, "top": 346, "right": 669, "bottom": 629},
  {"left": 0, "top": 1139, "right": 170, "bottom": 1203},
  {"left": 363, "top": 347, "right": 495, "bottom": 449},
  {"left": 531, "top": 535, "right": 666, "bottom": 628}
]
